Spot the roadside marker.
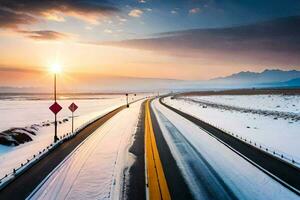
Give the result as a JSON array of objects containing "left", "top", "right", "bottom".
[
  {"left": 49, "top": 102, "right": 62, "bottom": 115},
  {"left": 68, "top": 102, "right": 78, "bottom": 133},
  {"left": 49, "top": 102, "right": 62, "bottom": 142}
]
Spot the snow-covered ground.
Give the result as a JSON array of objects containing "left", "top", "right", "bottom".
[
  {"left": 164, "top": 96, "right": 300, "bottom": 162},
  {"left": 152, "top": 99, "right": 299, "bottom": 200},
  {"left": 0, "top": 94, "right": 144, "bottom": 179},
  {"left": 190, "top": 95, "right": 300, "bottom": 114},
  {"left": 0, "top": 94, "right": 141, "bottom": 132},
  {"left": 27, "top": 100, "right": 142, "bottom": 200}
]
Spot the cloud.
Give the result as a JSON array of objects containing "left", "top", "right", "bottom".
[
  {"left": 0, "top": 0, "right": 119, "bottom": 28},
  {"left": 0, "top": 9, "right": 37, "bottom": 29},
  {"left": 128, "top": 9, "right": 143, "bottom": 17},
  {"left": 104, "top": 29, "right": 113, "bottom": 34},
  {"left": 98, "top": 16, "right": 300, "bottom": 66},
  {"left": 18, "top": 30, "right": 68, "bottom": 40},
  {"left": 189, "top": 7, "right": 200, "bottom": 14},
  {"left": 171, "top": 10, "right": 178, "bottom": 14},
  {"left": 117, "top": 16, "right": 127, "bottom": 22},
  {"left": 42, "top": 11, "right": 65, "bottom": 22},
  {"left": 0, "top": 66, "right": 42, "bottom": 73}
]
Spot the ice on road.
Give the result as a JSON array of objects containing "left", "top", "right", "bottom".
[
  {"left": 27, "top": 101, "right": 142, "bottom": 200},
  {"left": 152, "top": 99, "right": 299, "bottom": 200}
]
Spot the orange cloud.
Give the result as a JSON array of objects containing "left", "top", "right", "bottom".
[
  {"left": 128, "top": 9, "right": 143, "bottom": 17},
  {"left": 18, "top": 30, "right": 68, "bottom": 41}
]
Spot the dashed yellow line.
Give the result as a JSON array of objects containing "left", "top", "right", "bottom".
[{"left": 145, "top": 100, "right": 171, "bottom": 200}]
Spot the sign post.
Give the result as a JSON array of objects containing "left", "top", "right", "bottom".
[
  {"left": 49, "top": 64, "right": 62, "bottom": 143},
  {"left": 68, "top": 102, "right": 78, "bottom": 133}
]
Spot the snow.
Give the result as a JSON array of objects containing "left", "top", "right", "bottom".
[
  {"left": 190, "top": 95, "right": 300, "bottom": 114},
  {"left": 27, "top": 100, "right": 142, "bottom": 200},
  {"left": 164, "top": 96, "right": 300, "bottom": 162},
  {"left": 0, "top": 94, "right": 144, "bottom": 179},
  {"left": 152, "top": 99, "right": 299, "bottom": 200},
  {"left": 0, "top": 95, "right": 127, "bottom": 132}
]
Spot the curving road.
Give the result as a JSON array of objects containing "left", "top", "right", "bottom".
[
  {"left": 151, "top": 98, "right": 299, "bottom": 200},
  {"left": 0, "top": 106, "right": 126, "bottom": 199},
  {"left": 159, "top": 97, "right": 300, "bottom": 194}
]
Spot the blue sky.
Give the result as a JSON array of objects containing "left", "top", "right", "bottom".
[
  {"left": 0, "top": 0, "right": 299, "bottom": 89},
  {"left": 2, "top": 0, "right": 299, "bottom": 40}
]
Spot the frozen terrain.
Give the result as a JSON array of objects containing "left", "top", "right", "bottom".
[
  {"left": 0, "top": 94, "right": 139, "bottom": 132},
  {"left": 0, "top": 94, "right": 144, "bottom": 179},
  {"left": 190, "top": 95, "right": 300, "bottom": 114},
  {"left": 152, "top": 99, "right": 299, "bottom": 200},
  {"left": 27, "top": 100, "right": 142, "bottom": 200},
  {"left": 164, "top": 96, "right": 300, "bottom": 162}
]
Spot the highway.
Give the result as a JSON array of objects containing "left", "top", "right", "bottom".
[
  {"left": 159, "top": 97, "right": 300, "bottom": 194},
  {"left": 0, "top": 106, "right": 126, "bottom": 199},
  {"left": 151, "top": 100, "right": 237, "bottom": 200},
  {"left": 0, "top": 96, "right": 299, "bottom": 200},
  {"left": 148, "top": 98, "right": 299, "bottom": 199},
  {"left": 144, "top": 99, "right": 193, "bottom": 200}
]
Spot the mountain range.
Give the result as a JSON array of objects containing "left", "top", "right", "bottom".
[
  {"left": 210, "top": 69, "right": 300, "bottom": 86},
  {"left": 0, "top": 69, "right": 299, "bottom": 93}
]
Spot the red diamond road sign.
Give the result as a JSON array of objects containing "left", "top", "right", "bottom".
[
  {"left": 49, "top": 102, "right": 62, "bottom": 115},
  {"left": 68, "top": 102, "right": 78, "bottom": 112}
]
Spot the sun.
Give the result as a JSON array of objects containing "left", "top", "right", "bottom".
[{"left": 50, "top": 63, "right": 62, "bottom": 74}]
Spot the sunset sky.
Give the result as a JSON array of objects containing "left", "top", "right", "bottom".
[{"left": 0, "top": 0, "right": 300, "bottom": 91}]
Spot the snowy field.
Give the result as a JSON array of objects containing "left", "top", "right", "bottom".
[
  {"left": 190, "top": 95, "right": 300, "bottom": 114},
  {"left": 152, "top": 99, "right": 299, "bottom": 200},
  {"left": 28, "top": 100, "right": 142, "bottom": 200},
  {"left": 0, "top": 94, "right": 144, "bottom": 132},
  {"left": 0, "top": 94, "right": 144, "bottom": 179},
  {"left": 164, "top": 95, "right": 300, "bottom": 162}
]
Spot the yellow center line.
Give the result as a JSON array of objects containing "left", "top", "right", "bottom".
[{"left": 145, "top": 100, "right": 171, "bottom": 200}]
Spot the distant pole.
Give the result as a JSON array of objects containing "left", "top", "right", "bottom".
[
  {"left": 126, "top": 93, "right": 129, "bottom": 108},
  {"left": 54, "top": 73, "right": 58, "bottom": 142},
  {"left": 54, "top": 74, "right": 56, "bottom": 102}
]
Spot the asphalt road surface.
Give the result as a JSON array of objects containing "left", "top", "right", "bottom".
[{"left": 148, "top": 99, "right": 194, "bottom": 200}]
